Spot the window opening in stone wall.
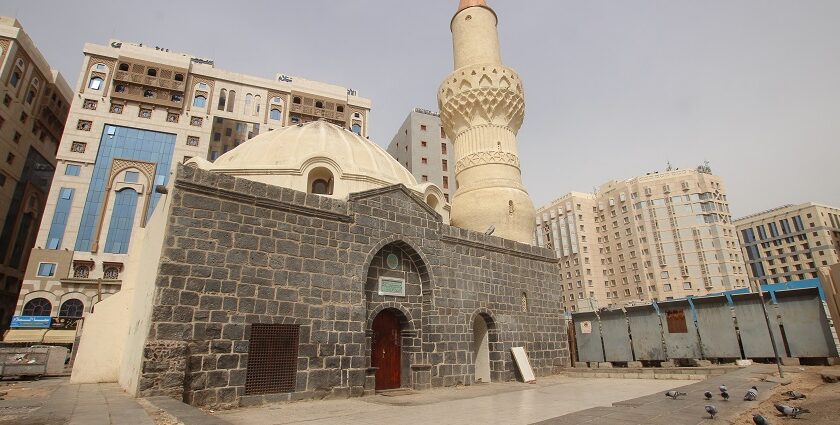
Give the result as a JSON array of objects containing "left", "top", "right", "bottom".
[
  {"left": 59, "top": 299, "right": 84, "bottom": 317},
  {"left": 665, "top": 310, "right": 688, "bottom": 333},
  {"left": 245, "top": 324, "right": 300, "bottom": 395},
  {"left": 23, "top": 298, "right": 52, "bottom": 316},
  {"left": 521, "top": 292, "right": 528, "bottom": 312}
]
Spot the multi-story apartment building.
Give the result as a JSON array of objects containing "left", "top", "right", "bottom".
[
  {"left": 736, "top": 202, "right": 840, "bottom": 287},
  {"left": 387, "top": 108, "right": 455, "bottom": 203},
  {"left": 536, "top": 166, "right": 748, "bottom": 312},
  {"left": 0, "top": 17, "right": 71, "bottom": 328},
  {"left": 12, "top": 39, "right": 371, "bottom": 324}
]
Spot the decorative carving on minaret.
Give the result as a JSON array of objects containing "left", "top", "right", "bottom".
[{"left": 437, "top": 0, "right": 537, "bottom": 244}]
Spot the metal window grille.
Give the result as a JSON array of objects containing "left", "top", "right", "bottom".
[{"left": 245, "top": 324, "right": 300, "bottom": 395}]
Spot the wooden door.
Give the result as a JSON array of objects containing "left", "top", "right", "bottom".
[{"left": 372, "top": 310, "right": 401, "bottom": 390}]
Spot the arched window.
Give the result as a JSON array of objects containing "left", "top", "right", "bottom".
[
  {"left": 104, "top": 188, "right": 139, "bottom": 254},
  {"left": 193, "top": 95, "right": 207, "bottom": 108},
  {"left": 290, "top": 116, "right": 300, "bottom": 124},
  {"left": 10, "top": 71, "right": 21, "bottom": 87},
  {"left": 254, "top": 95, "right": 261, "bottom": 114},
  {"left": 227, "top": 90, "right": 236, "bottom": 112},
  {"left": 59, "top": 299, "right": 84, "bottom": 317},
  {"left": 73, "top": 264, "right": 90, "bottom": 278},
  {"left": 143, "top": 89, "right": 155, "bottom": 98},
  {"left": 147, "top": 68, "right": 157, "bottom": 77},
  {"left": 351, "top": 123, "right": 362, "bottom": 135},
  {"left": 244, "top": 93, "right": 253, "bottom": 111},
  {"left": 115, "top": 84, "right": 126, "bottom": 93},
  {"left": 174, "top": 73, "right": 184, "bottom": 82},
  {"left": 426, "top": 194, "right": 439, "bottom": 210},
  {"left": 337, "top": 105, "right": 344, "bottom": 113},
  {"left": 26, "top": 89, "right": 36, "bottom": 104},
  {"left": 521, "top": 292, "right": 528, "bottom": 312},
  {"left": 88, "top": 76, "right": 104, "bottom": 90},
  {"left": 293, "top": 96, "right": 301, "bottom": 104},
  {"left": 269, "top": 108, "right": 282, "bottom": 120},
  {"left": 308, "top": 167, "right": 334, "bottom": 195},
  {"left": 22, "top": 298, "right": 52, "bottom": 316},
  {"left": 217, "top": 89, "right": 227, "bottom": 110},
  {"left": 315, "top": 101, "right": 324, "bottom": 109},
  {"left": 104, "top": 266, "right": 121, "bottom": 279},
  {"left": 271, "top": 96, "right": 283, "bottom": 104},
  {"left": 118, "top": 63, "right": 129, "bottom": 71}
]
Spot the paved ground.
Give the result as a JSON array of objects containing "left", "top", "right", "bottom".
[{"left": 216, "top": 375, "right": 694, "bottom": 425}]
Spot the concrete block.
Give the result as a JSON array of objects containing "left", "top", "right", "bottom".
[
  {"left": 574, "top": 362, "right": 589, "bottom": 368},
  {"left": 690, "top": 359, "right": 712, "bottom": 367},
  {"left": 735, "top": 359, "right": 753, "bottom": 367},
  {"left": 627, "top": 361, "right": 643, "bottom": 368},
  {"left": 589, "top": 362, "right": 600, "bottom": 368},
  {"left": 688, "top": 374, "right": 706, "bottom": 380},
  {"left": 659, "top": 360, "right": 675, "bottom": 368},
  {"left": 780, "top": 357, "right": 800, "bottom": 366},
  {"left": 598, "top": 362, "right": 613, "bottom": 369},
  {"left": 826, "top": 357, "right": 840, "bottom": 366}
]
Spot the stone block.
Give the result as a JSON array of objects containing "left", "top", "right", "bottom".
[
  {"left": 780, "top": 357, "right": 800, "bottom": 366},
  {"left": 597, "top": 362, "right": 613, "bottom": 368},
  {"left": 659, "top": 360, "right": 675, "bottom": 368},
  {"left": 735, "top": 359, "right": 753, "bottom": 367},
  {"left": 690, "top": 359, "right": 712, "bottom": 367},
  {"left": 627, "top": 361, "right": 643, "bottom": 368},
  {"left": 574, "top": 362, "right": 588, "bottom": 368}
]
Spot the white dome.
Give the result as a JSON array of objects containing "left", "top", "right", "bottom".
[{"left": 186, "top": 120, "right": 448, "bottom": 222}]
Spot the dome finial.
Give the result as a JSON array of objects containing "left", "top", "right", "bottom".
[{"left": 458, "top": 0, "right": 489, "bottom": 13}]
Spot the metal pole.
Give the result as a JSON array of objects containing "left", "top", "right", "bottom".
[{"left": 757, "top": 284, "right": 784, "bottom": 378}]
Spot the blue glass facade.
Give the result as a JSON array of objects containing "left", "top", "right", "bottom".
[
  {"left": 793, "top": 215, "right": 804, "bottom": 231},
  {"left": 104, "top": 189, "right": 139, "bottom": 254},
  {"left": 741, "top": 228, "right": 755, "bottom": 243},
  {"left": 46, "top": 188, "right": 75, "bottom": 249},
  {"left": 780, "top": 219, "right": 791, "bottom": 234},
  {"left": 74, "top": 125, "right": 176, "bottom": 252},
  {"left": 757, "top": 225, "right": 767, "bottom": 240}
]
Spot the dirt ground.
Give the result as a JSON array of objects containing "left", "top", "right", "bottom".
[{"left": 733, "top": 366, "right": 840, "bottom": 425}]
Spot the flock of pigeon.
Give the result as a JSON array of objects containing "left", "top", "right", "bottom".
[{"left": 664, "top": 385, "right": 810, "bottom": 424}]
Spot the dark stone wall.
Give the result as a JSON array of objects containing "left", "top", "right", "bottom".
[{"left": 139, "top": 165, "right": 568, "bottom": 407}]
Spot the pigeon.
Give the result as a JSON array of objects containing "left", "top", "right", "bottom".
[
  {"left": 705, "top": 404, "right": 718, "bottom": 419},
  {"left": 774, "top": 403, "right": 810, "bottom": 418},
  {"left": 744, "top": 386, "right": 758, "bottom": 401},
  {"left": 721, "top": 390, "right": 729, "bottom": 401},
  {"left": 752, "top": 413, "right": 770, "bottom": 425},
  {"left": 719, "top": 384, "right": 727, "bottom": 393},
  {"left": 781, "top": 390, "right": 806, "bottom": 400},
  {"left": 704, "top": 391, "right": 713, "bottom": 400},
  {"left": 665, "top": 390, "right": 687, "bottom": 400}
]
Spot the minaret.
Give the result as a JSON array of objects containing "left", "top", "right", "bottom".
[{"left": 438, "top": 0, "right": 536, "bottom": 244}]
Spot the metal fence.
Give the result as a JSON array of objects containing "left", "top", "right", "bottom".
[{"left": 571, "top": 287, "right": 839, "bottom": 363}]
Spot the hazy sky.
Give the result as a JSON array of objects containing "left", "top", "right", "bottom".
[{"left": 5, "top": 1, "right": 839, "bottom": 218}]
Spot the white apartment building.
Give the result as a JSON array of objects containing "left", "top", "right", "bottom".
[{"left": 536, "top": 166, "right": 748, "bottom": 312}]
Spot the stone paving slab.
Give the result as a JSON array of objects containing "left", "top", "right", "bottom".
[
  {"left": 534, "top": 365, "right": 781, "bottom": 425},
  {"left": 144, "top": 396, "right": 232, "bottom": 425}
]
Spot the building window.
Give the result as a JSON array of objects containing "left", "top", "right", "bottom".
[
  {"left": 293, "top": 96, "right": 301, "bottom": 104},
  {"left": 441, "top": 143, "right": 447, "bottom": 155},
  {"left": 77, "top": 120, "right": 92, "bottom": 131},
  {"left": 65, "top": 164, "right": 81, "bottom": 176},
  {"left": 421, "top": 175, "right": 428, "bottom": 182},
  {"left": 683, "top": 282, "right": 692, "bottom": 290},
  {"left": 315, "top": 101, "right": 324, "bottom": 109},
  {"left": 166, "top": 112, "right": 179, "bottom": 123},
  {"left": 171, "top": 94, "right": 183, "bottom": 103},
  {"left": 421, "top": 157, "right": 428, "bottom": 164},
  {"left": 59, "top": 299, "right": 84, "bottom": 317},
  {"left": 291, "top": 116, "right": 300, "bottom": 124},
  {"left": 71, "top": 142, "right": 86, "bottom": 153},
  {"left": 37, "top": 263, "right": 57, "bottom": 277},
  {"left": 190, "top": 117, "right": 203, "bottom": 127},
  {"left": 337, "top": 105, "right": 344, "bottom": 112},
  {"left": 147, "top": 68, "right": 157, "bottom": 77},
  {"left": 104, "top": 189, "right": 139, "bottom": 254},
  {"left": 138, "top": 108, "right": 152, "bottom": 119},
  {"left": 444, "top": 194, "right": 449, "bottom": 202},
  {"left": 88, "top": 76, "right": 104, "bottom": 90},
  {"left": 124, "top": 171, "right": 139, "bottom": 183},
  {"left": 351, "top": 123, "right": 362, "bottom": 135},
  {"left": 143, "top": 89, "right": 155, "bottom": 98},
  {"left": 72, "top": 263, "right": 91, "bottom": 278},
  {"left": 443, "top": 176, "right": 449, "bottom": 189},
  {"left": 22, "top": 298, "right": 52, "bottom": 316},
  {"left": 174, "top": 73, "right": 184, "bottom": 82},
  {"left": 308, "top": 167, "right": 334, "bottom": 195},
  {"left": 270, "top": 108, "right": 282, "bottom": 120},
  {"left": 186, "top": 136, "right": 200, "bottom": 146},
  {"left": 118, "top": 63, "right": 129, "bottom": 71},
  {"left": 10, "top": 71, "right": 21, "bottom": 87},
  {"left": 115, "top": 84, "right": 126, "bottom": 93},
  {"left": 6, "top": 153, "right": 15, "bottom": 164},
  {"left": 193, "top": 95, "right": 207, "bottom": 108},
  {"left": 13, "top": 132, "right": 21, "bottom": 143},
  {"left": 83, "top": 99, "right": 98, "bottom": 110},
  {"left": 442, "top": 159, "right": 448, "bottom": 171},
  {"left": 26, "top": 89, "right": 36, "bottom": 104},
  {"left": 521, "top": 292, "right": 528, "bottom": 312},
  {"left": 103, "top": 266, "right": 121, "bottom": 280},
  {"left": 420, "top": 124, "right": 427, "bottom": 131},
  {"left": 663, "top": 283, "right": 672, "bottom": 291},
  {"left": 421, "top": 141, "right": 427, "bottom": 147}
]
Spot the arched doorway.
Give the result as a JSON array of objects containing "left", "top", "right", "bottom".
[
  {"left": 372, "top": 309, "right": 401, "bottom": 390},
  {"left": 473, "top": 315, "right": 491, "bottom": 383}
]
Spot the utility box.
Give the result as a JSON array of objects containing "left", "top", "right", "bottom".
[{"left": 0, "top": 346, "right": 68, "bottom": 378}]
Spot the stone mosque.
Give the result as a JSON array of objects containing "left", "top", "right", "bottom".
[{"left": 69, "top": 0, "right": 570, "bottom": 407}]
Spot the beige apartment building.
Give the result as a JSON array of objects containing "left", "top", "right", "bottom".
[
  {"left": 387, "top": 108, "right": 456, "bottom": 204},
  {"left": 736, "top": 202, "right": 840, "bottom": 287},
  {"left": 536, "top": 166, "right": 749, "bottom": 312},
  {"left": 10, "top": 38, "right": 371, "bottom": 330},
  {"left": 0, "top": 17, "right": 72, "bottom": 328}
]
